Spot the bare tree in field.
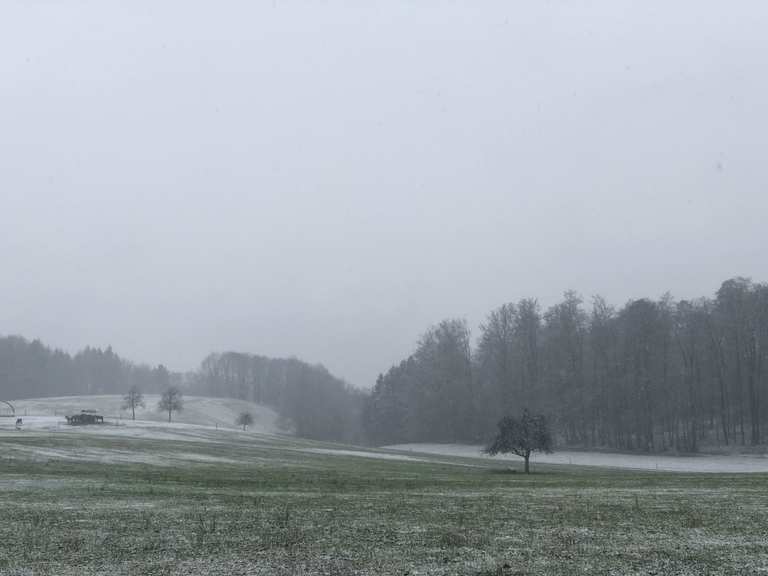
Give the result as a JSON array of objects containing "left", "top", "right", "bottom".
[
  {"left": 158, "top": 386, "right": 183, "bottom": 423},
  {"left": 236, "top": 411, "right": 254, "bottom": 431},
  {"left": 122, "top": 385, "right": 145, "bottom": 421},
  {"left": 485, "top": 409, "right": 553, "bottom": 474}
]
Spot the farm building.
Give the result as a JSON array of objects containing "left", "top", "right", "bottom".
[{"left": 65, "top": 411, "right": 104, "bottom": 425}]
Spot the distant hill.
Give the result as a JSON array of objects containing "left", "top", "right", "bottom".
[
  {"left": 0, "top": 336, "right": 366, "bottom": 444},
  {"left": 10, "top": 395, "right": 285, "bottom": 434},
  {"left": 192, "top": 352, "right": 365, "bottom": 443}
]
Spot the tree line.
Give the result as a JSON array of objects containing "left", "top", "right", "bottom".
[
  {"left": 365, "top": 277, "right": 768, "bottom": 453},
  {"left": 0, "top": 337, "right": 175, "bottom": 399}
]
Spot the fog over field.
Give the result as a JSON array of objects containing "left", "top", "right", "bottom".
[
  {"left": 2, "top": 1, "right": 767, "bottom": 389},
  {"left": 3, "top": 2, "right": 768, "bottom": 573}
]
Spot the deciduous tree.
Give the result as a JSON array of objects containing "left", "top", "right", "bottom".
[
  {"left": 122, "top": 385, "right": 145, "bottom": 421},
  {"left": 236, "top": 411, "right": 254, "bottom": 430},
  {"left": 158, "top": 386, "right": 183, "bottom": 423},
  {"left": 485, "top": 409, "right": 553, "bottom": 473}
]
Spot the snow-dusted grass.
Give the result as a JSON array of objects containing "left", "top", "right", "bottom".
[
  {"left": 387, "top": 443, "right": 768, "bottom": 473},
  {"left": 302, "top": 447, "right": 437, "bottom": 463},
  {"left": 2, "top": 406, "right": 768, "bottom": 574}
]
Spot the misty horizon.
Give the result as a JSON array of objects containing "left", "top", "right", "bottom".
[
  {"left": 2, "top": 1, "right": 766, "bottom": 388},
  {"left": 4, "top": 3, "right": 768, "bottom": 574},
  {"left": 1, "top": 276, "right": 760, "bottom": 389}
]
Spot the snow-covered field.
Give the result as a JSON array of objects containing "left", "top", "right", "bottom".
[
  {"left": 0, "top": 395, "right": 293, "bottom": 466},
  {"left": 387, "top": 443, "right": 768, "bottom": 473},
  {"left": 303, "top": 448, "right": 426, "bottom": 461},
  {"left": 3, "top": 394, "right": 284, "bottom": 435}
]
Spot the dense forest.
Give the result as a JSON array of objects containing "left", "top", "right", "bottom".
[
  {"left": 365, "top": 277, "right": 768, "bottom": 453},
  {"left": 0, "top": 337, "right": 176, "bottom": 399}
]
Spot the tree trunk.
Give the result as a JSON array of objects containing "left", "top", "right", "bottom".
[
  {"left": 747, "top": 333, "right": 760, "bottom": 445},
  {"left": 736, "top": 333, "right": 746, "bottom": 445},
  {"left": 708, "top": 328, "right": 730, "bottom": 445},
  {"left": 168, "top": 409, "right": 172, "bottom": 423},
  {"left": 132, "top": 404, "right": 135, "bottom": 421},
  {"left": 524, "top": 452, "right": 530, "bottom": 474}
]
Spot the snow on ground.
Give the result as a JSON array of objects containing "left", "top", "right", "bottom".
[
  {"left": 303, "top": 448, "right": 431, "bottom": 463},
  {"left": 4, "top": 395, "right": 284, "bottom": 434},
  {"left": 386, "top": 443, "right": 768, "bottom": 473},
  {"left": 0, "top": 395, "right": 289, "bottom": 457},
  {"left": 0, "top": 395, "right": 290, "bottom": 465},
  {"left": 0, "top": 416, "right": 211, "bottom": 442},
  {"left": 2, "top": 441, "right": 242, "bottom": 466},
  {"left": 300, "top": 448, "right": 478, "bottom": 467}
]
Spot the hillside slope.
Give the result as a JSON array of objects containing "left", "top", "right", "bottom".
[{"left": 7, "top": 395, "right": 285, "bottom": 434}]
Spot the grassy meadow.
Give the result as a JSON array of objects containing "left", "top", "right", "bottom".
[{"left": 0, "top": 427, "right": 767, "bottom": 575}]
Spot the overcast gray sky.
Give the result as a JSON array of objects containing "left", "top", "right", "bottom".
[{"left": 1, "top": 1, "right": 766, "bottom": 387}]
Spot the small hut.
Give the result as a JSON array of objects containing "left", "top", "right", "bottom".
[{"left": 65, "top": 410, "right": 104, "bottom": 425}]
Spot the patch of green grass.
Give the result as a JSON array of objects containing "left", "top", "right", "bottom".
[{"left": 0, "top": 433, "right": 767, "bottom": 575}]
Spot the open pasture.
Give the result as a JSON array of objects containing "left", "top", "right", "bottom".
[{"left": 1, "top": 415, "right": 768, "bottom": 575}]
